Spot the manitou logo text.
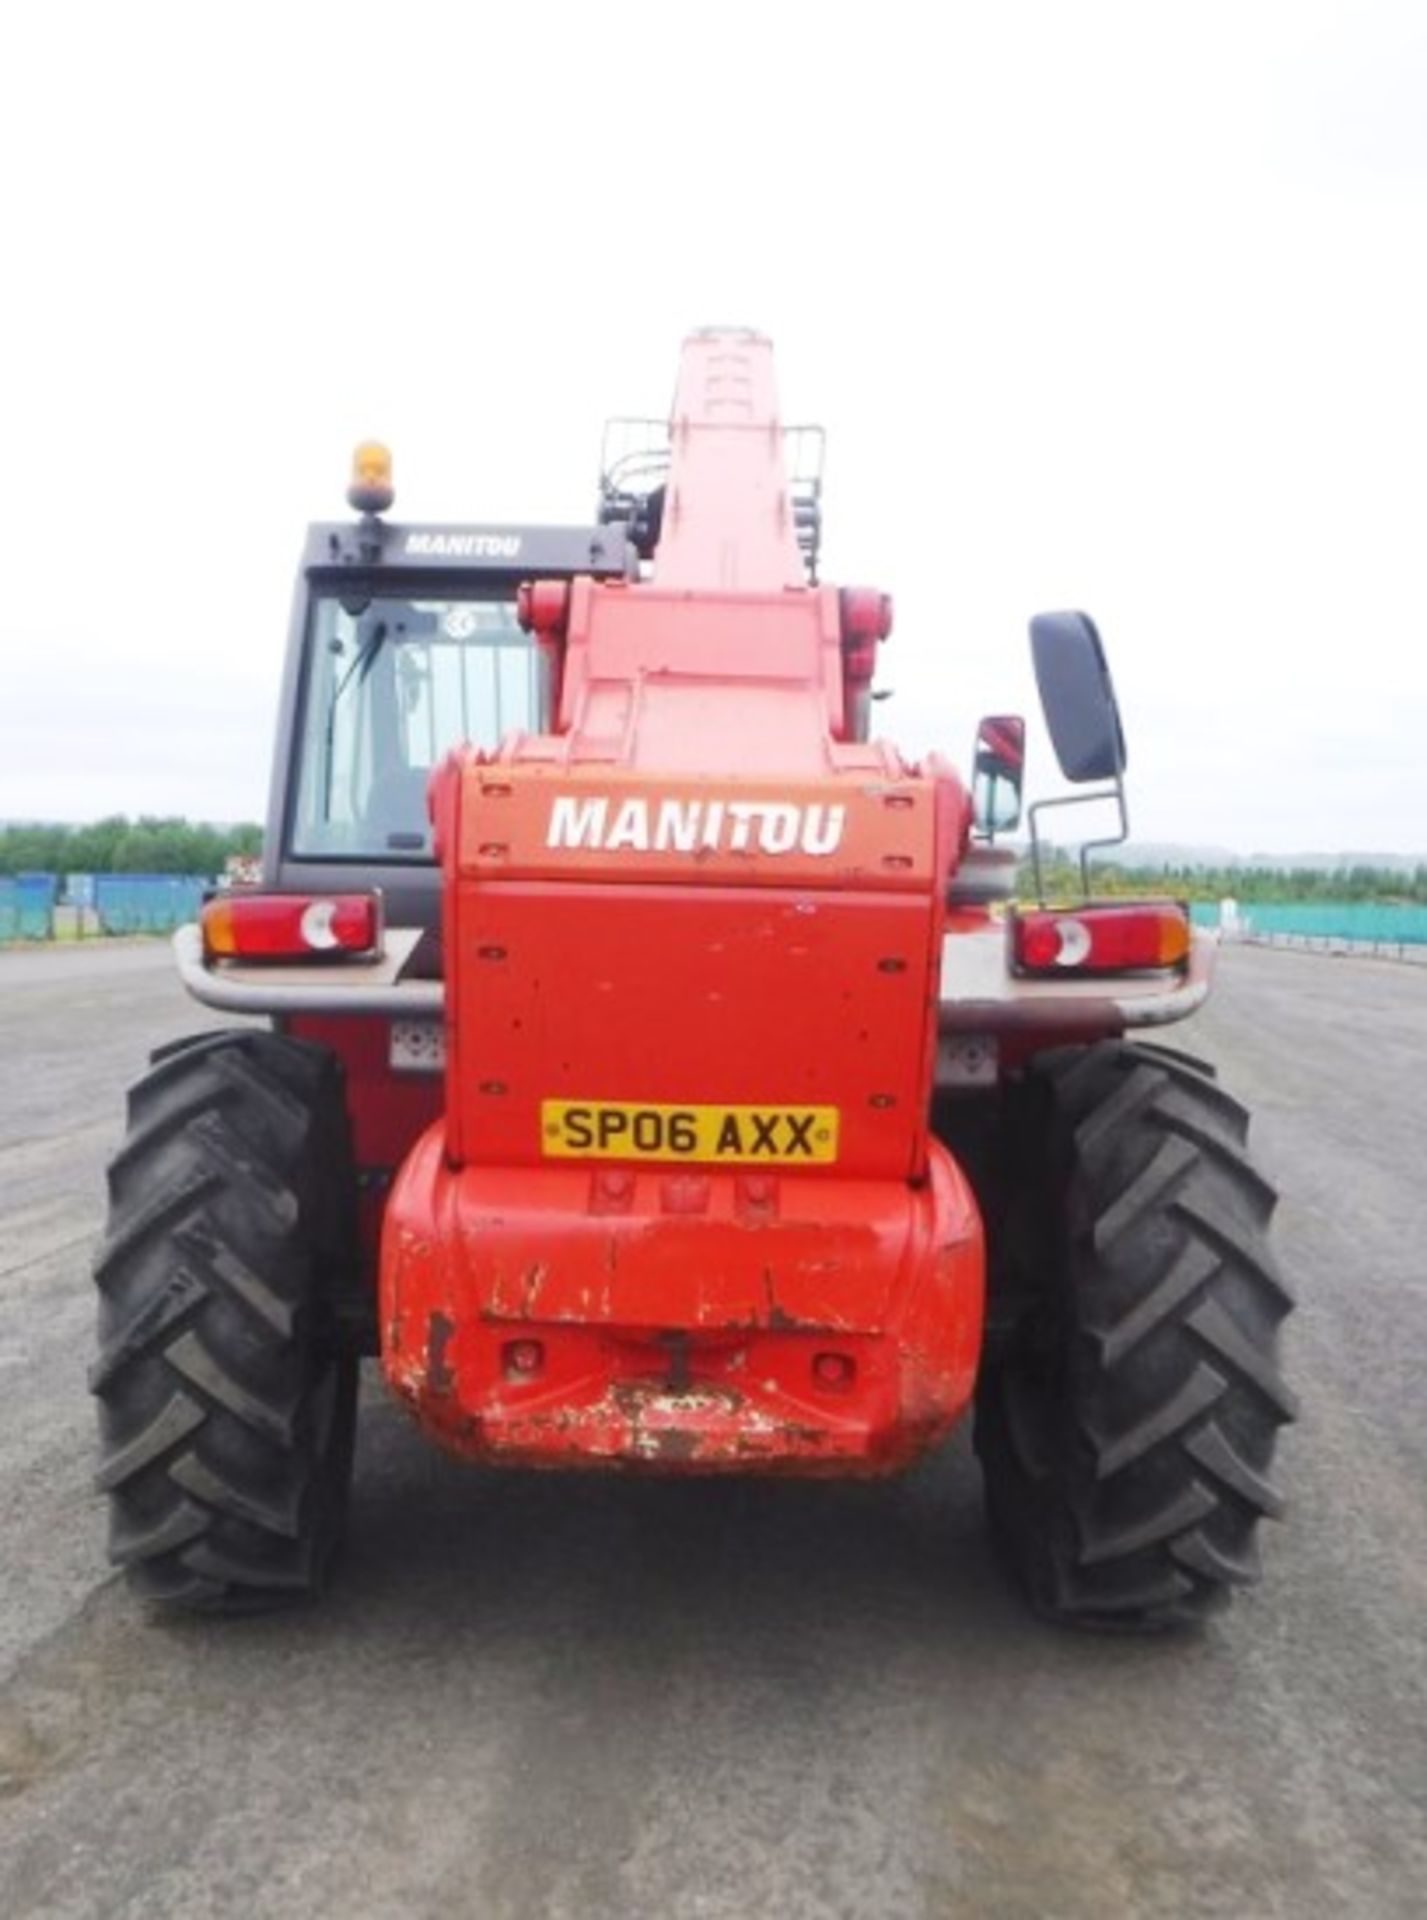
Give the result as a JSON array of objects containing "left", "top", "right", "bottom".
[
  {"left": 404, "top": 531, "right": 523, "bottom": 559},
  {"left": 546, "top": 795, "right": 847, "bottom": 857}
]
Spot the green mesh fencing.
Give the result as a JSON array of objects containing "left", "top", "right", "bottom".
[{"left": 1191, "top": 900, "right": 1427, "bottom": 946}]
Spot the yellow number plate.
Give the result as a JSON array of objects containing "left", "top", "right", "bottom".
[{"left": 541, "top": 1100, "right": 839, "bottom": 1165}]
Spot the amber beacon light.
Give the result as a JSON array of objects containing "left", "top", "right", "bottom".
[{"left": 347, "top": 440, "right": 394, "bottom": 515}]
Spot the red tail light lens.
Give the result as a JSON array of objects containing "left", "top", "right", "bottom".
[
  {"left": 1010, "top": 903, "right": 1190, "bottom": 976},
  {"left": 202, "top": 892, "right": 383, "bottom": 963}
]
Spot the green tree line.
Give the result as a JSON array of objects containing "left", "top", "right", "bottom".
[
  {"left": 1022, "top": 855, "right": 1427, "bottom": 905},
  {"left": 0, "top": 817, "right": 263, "bottom": 878},
  {"left": 5, "top": 819, "right": 1422, "bottom": 902}
]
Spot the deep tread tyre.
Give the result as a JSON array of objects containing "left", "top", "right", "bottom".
[
  {"left": 92, "top": 1030, "right": 359, "bottom": 1613},
  {"left": 975, "top": 1040, "right": 1295, "bottom": 1630}
]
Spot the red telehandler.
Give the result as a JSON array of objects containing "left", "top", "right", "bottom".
[{"left": 92, "top": 331, "right": 1294, "bottom": 1627}]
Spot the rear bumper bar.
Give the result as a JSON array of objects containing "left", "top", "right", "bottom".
[
  {"left": 172, "top": 924, "right": 442, "bottom": 1017},
  {"left": 173, "top": 922, "right": 1209, "bottom": 1032},
  {"left": 937, "top": 925, "right": 1213, "bottom": 1032}
]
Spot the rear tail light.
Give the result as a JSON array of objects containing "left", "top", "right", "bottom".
[
  {"left": 1010, "top": 902, "right": 1190, "bottom": 976},
  {"left": 201, "top": 892, "right": 383, "bottom": 963}
]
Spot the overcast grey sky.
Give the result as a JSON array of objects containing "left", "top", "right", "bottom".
[{"left": 1, "top": 1, "right": 1423, "bottom": 852}]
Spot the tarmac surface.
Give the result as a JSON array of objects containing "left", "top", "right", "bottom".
[{"left": 0, "top": 938, "right": 1422, "bottom": 1918}]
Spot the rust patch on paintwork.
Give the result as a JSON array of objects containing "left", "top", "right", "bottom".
[
  {"left": 426, "top": 1312, "right": 456, "bottom": 1394},
  {"left": 761, "top": 1265, "right": 809, "bottom": 1331},
  {"left": 591, "top": 1379, "right": 764, "bottom": 1466}
]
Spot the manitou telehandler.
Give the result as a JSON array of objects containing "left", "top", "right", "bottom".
[{"left": 92, "top": 331, "right": 1294, "bottom": 1628}]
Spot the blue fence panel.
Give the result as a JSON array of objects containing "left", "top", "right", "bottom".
[
  {"left": 94, "top": 874, "right": 208, "bottom": 935},
  {"left": 0, "top": 873, "right": 59, "bottom": 940}
]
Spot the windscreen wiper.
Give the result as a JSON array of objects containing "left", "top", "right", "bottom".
[{"left": 322, "top": 619, "right": 387, "bottom": 820}]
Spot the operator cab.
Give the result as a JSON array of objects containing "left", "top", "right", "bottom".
[
  {"left": 265, "top": 446, "right": 632, "bottom": 933},
  {"left": 291, "top": 593, "right": 539, "bottom": 862}
]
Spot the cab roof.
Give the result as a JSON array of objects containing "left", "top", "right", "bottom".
[{"left": 302, "top": 521, "right": 634, "bottom": 590}]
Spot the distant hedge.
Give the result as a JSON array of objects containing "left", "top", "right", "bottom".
[
  {"left": 1023, "top": 855, "right": 1427, "bottom": 905},
  {"left": 0, "top": 817, "right": 263, "bottom": 878},
  {"left": 6, "top": 818, "right": 1419, "bottom": 905}
]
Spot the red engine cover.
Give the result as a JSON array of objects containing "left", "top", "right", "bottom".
[{"left": 441, "top": 764, "right": 947, "bottom": 1180}]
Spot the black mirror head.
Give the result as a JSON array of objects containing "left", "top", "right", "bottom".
[{"left": 1030, "top": 611, "right": 1127, "bottom": 784}]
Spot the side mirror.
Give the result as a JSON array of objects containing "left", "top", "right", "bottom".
[
  {"left": 1030, "top": 611, "right": 1127, "bottom": 782},
  {"left": 971, "top": 713, "right": 1026, "bottom": 836}
]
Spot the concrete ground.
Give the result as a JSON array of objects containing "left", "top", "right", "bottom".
[{"left": 0, "top": 940, "right": 1422, "bottom": 1919}]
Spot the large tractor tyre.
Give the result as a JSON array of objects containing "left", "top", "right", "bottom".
[
  {"left": 975, "top": 1040, "right": 1296, "bottom": 1631},
  {"left": 91, "top": 1030, "right": 359, "bottom": 1613}
]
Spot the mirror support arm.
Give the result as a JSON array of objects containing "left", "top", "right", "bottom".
[{"left": 1027, "top": 770, "right": 1130, "bottom": 904}]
